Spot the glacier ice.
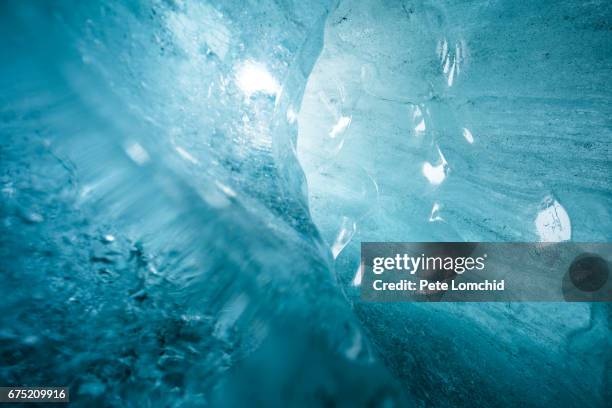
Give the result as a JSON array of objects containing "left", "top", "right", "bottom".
[
  {"left": 298, "top": 0, "right": 611, "bottom": 407},
  {"left": 0, "top": 0, "right": 610, "bottom": 407},
  {"left": 0, "top": 0, "right": 407, "bottom": 406}
]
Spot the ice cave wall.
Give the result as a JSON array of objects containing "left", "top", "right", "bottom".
[
  {"left": 0, "top": 0, "right": 610, "bottom": 406},
  {"left": 0, "top": 0, "right": 407, "bottom": 406},
  {"left": 298, "top": 0, "right": 611, "bottom": 407}
]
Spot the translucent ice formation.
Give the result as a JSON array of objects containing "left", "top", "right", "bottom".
[
  {"left": 0, "top": 0, "right": 610, "bottom": 407},
  {"left": 0, "top": 0, "right": 407, "bottom": 406},
  {"left": 298, "top": 0, "right": 611, "bottom": 406}
]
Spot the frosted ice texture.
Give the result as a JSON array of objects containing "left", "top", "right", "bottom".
[
  {"left": 0, "top": 0, "right": 610, "bottom": 407},
  {"left": 298, "top": 0, "right": 611, "bottom": 406},
  {"left": 0, "top": 1, "right": 407, "bottom": 406}
]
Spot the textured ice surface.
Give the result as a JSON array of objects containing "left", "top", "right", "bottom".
[
  {"left": 0, "top": 0, "right": 610, "bottom": 407},
  {"left": 298, "top": 0, "right": 611, "bottom": 406},
  {"left": 0, "top": 1, "right": 407, "bottom": 406}
]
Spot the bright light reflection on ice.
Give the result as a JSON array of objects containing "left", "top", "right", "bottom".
[
  {"left": 462, "top": 127, "right": 474, "bottom": 144},
  {"left": 235, "top": 61, "right": 280, "bottom": 97},
  {"left": 413, "top": 106, "right": 426, "bottom": 134},
  {"left": 422, "top": 147, "right": 448, "bottom": 185},
  {"left": 175, "top": 146, "right": 199, "bottom": 164},
  {"left": 329, "top": 116, "right": 351, "bottom": 138},
  {"left": 124, "top": 142, "right": 150, "bottom": 165},
  {"left": 535, "top": 196, "right": 571, "bottom": 242},
  {"left": 429, "top": 202, "right": 444, "bottom": 222},
  {"left": 352, "top": 265, "right": 363, "bottom": 287},
  {"left": 331, "top": 216, "right": 356, "bottom": 259}
]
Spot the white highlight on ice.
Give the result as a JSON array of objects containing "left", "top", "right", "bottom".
[
  {"left": 462, "top": 127, "right": 474, "bottom": 144},
  {"left": 352, "top": 264, "right": 363, "bottom": 286},
  {"left": 125, "top": 142, "right": 150, "bottom": 165},
  {"left": 235, "top": 61, "right": 280, "bottom": 97},
  {"left": 215, "top": 180, "right": 237, "bottom": 198},
  {"left": 535, "top": 196, "right": 571, "bottom": 242},
  {"left": 413, "top": 106, "right": 426, "bottom": 134},
  {"left": 329, "top": 116, "right": 351, "bottom": 138},
  {"left": 286, "top": 106, "right": 298, "bottom": 124},
  {"left": 175, "top": 146, "right": 199, "bottom": 164},
  {"left": 429, "top": 202, "right": 444, "bottom": 222},
  {"left": 438, "top": 38, "right": 467, "bottom": 88},
  {"left": 331, "top": 216, "right": 356, "bottom": 259},
  {"left": 422, "top": 147, "right": 448, "bottom": 186}
]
